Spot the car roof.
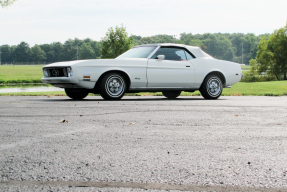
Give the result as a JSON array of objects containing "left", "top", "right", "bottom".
[{"left": 134, "top": 43, "right": 213, "bottom": 58}]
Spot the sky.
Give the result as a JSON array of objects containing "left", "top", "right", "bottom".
[{"left": 0, "top": 0, "right": 286, "bottom": 46}]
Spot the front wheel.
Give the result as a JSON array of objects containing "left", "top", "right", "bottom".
[
  {"left": 65, "top": 88, "right": 89, "bottom": 100},
  {"left": 162, "top": 91, "right": 182, "bottom": 99},
  {"left": 98, "top": 72, "right": 127, "bottom": 100},
  {"left": 200, "top": 75, "right": 223, "bottom": 99}
]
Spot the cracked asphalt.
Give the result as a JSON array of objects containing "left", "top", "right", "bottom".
[{"left": 0, "top": 96, "right": 287, "bottom": 192}]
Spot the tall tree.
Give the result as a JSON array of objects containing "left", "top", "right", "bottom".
[
  {"left": 267, "top": 27, "right": 287, "bottom": 80},
  {"left": 79, "top": 43, "right": 95, "bottom": 59},
  {"left": 256, "top": 36, "right": 273, "bottom": 76},
  {"left": 51, "top": 42, "right": 63, "bottom": 62},
  {"left": 256, "top": 26, "right": 287, "bottom": 80},
  {"left": 31, "top": 45, "right": 46, "bottom": 62},
  {"left": 13, "top": 42, "right": 31, "bottom": 62},
  {"left": 89, "top": 41, "right": 101, "bottom": 58},
  {"left": 101, "top": 25, "right": 134, "bottom": 58},
  {"left": 72, "top": 38, "right": 84, "bottom": 47},
  {"left": 241, "top": 33, "right": 258, "bottom": 64},
  {"left": 224, "top": 47, "right": 236, "bottom": 61},
  {"left": 40, "top": 44, "right": 54, "bottom": 63},
  {"left": 60, "top": 39, "right": 77, "bottom": 61},
  {"left": 0, "top": 45, "right": 13, "bottom": 63},
  {"left": 230, "top": 33, "right": 244, "bottom": 57}
]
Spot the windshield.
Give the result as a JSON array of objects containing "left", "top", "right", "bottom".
[{"left": 116, "top": 46, "right": 157, "bottom": 59}]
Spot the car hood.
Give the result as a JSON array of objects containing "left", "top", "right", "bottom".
[
  {"left": 42, "top": 59, "right": 113, "bottom": 68},
  {"left": 42, "top": 58, "right": 148, "bottom": 68}
]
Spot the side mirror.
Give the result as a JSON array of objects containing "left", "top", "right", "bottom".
[{"left": 156, "top": 55, "right": 165, "bottom": 60}]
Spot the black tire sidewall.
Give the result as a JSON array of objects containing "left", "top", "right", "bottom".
[
  {"left": 99, "top": 73, "right": 127, "bottom": 100},
  {"left": 65, "top": 88, "right": 89, "bottom": 100},
  {"left": 200, "top": 75, "right": 223, "bottom": 99},
  {"left": 162, "top": 91, "right": 182, "bottom": 99}
]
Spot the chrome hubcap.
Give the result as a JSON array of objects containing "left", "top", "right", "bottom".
[
  {"left": 207, "top": 77, "right": 221, "bottom": 97},
  {"left": 106, "top": 76, "right": 124, "bottom": 96}
]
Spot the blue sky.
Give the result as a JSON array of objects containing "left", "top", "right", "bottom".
[{"left": 0, "top": 0, "right": 286, "bottom": 46}]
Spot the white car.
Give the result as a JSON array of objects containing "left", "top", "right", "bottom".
[{"left": 41, "top": 44, "right": 243, "bottom": 100}]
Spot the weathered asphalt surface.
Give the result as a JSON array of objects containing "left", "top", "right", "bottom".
[{"left": 0, "top": 96, "right": 287, "bottom": 192}]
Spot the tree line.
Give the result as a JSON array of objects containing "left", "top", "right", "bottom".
[
  {"left": 132, "top": 33, "right": 269, "bottom": 64},
  {"left": 1, "top": 32, "right": 269, "bottom": 64},
  {"left": 0, "top": 38, "right": 102, "bottom": 64}
]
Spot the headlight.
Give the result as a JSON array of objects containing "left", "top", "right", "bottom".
[
  {"left": 67, "top": 67, "right": 73, "bottom": 77},
  {"left": 43, "top": 68, "right": 49, "bottom": 77}
]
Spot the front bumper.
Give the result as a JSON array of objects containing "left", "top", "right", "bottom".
[
  {"left": 41, "top": 76, "right": 79, "bottom": 84},
  {"left": 41, "top": 77, "right": 95, "bottom": 89},
  {"left": 41, "top": 77, "right": 81, "bottom": 88}
]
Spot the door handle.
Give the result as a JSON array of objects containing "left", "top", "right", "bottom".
[{"left": 185, "top": 65, "right": 190, "bottom": 67}]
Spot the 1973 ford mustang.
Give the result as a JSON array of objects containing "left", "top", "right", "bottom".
[{"left": 41, "top": 44, "right": 243, "bottom": 100}]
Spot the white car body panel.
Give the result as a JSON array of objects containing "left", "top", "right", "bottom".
[
  {"left": 147, "top": 59, "right": 195, "bottom": 88},
  {"left": 190, "top": 58, "right": 242, "bottom": 88},
  {"left": 41, "top": 44, "right": 243, "bottom": 94}
]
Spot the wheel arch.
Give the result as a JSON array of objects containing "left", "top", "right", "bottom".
[
  {"left": 200, "top": 71, "right": 226, "bottom": 89},
  {"left": 94, "top": 70, "right": 131, "bottom": 90}
]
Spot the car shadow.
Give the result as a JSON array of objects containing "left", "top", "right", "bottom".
[{"left": 30, "top": 97, "right": 226, "bottom": 102}]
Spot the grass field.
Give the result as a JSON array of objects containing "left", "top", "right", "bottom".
[
  {"left": 241, "top": 65, "right": 251, "bottom": 71},
  {"left": 0, "top": 65, "right": 44, "bottom": 83}
]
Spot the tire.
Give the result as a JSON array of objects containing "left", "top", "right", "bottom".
[
  {"left": 162, "top": 91, "right": 182, "bottom": 99},
  {"left": 200, "top": 74, "right": 223, "bottom": 99},
  {"left": 65, "top": 88, "right": 89, "bottom": 100},
  {"left": 98, "top": 72, "right": 127, "bottom": 100}
]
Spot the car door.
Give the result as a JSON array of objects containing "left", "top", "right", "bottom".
[{"left": 147, "top": 47, "right": 195, "bottom": 87}]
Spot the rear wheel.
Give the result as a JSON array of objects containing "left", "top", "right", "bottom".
[
  {"left": 98, "top": 72, "right": 127, "bottom": 100},
  {"left": 162, "top": 91, "right": 182, "bottom": 99},
  {"left": 65, "top": 88, "right": 89, "bottom": 100},
  {"left": 200, "top": 74, "right": 223, "bottom": 99}
]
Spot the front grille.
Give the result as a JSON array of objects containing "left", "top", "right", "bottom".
[{"left": 45, "top": 67, "right": 68, "bottom": 77}]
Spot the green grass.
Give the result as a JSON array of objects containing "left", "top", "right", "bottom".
[
  {"left": 241, "top": 65, "right": 251, "bottom": 71},
  {"left": 0, "top": 65, "right": 44, "bottom": 83},
  {"left": 222, "top": 81, "right": 287, "bottom": 96},
  {"left": 1, "top": 81, "right": 286, "bottom": 96}
]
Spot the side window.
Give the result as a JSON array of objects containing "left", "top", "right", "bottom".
[
  {"left": 185, "top": 51, "right": 194, "bottom": 60},
  {"left": 175, "top": 50, "right": 186, "bottom": 60},
  {"left": 151, "top": 48, "right": 187, "bottom": 61}
]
